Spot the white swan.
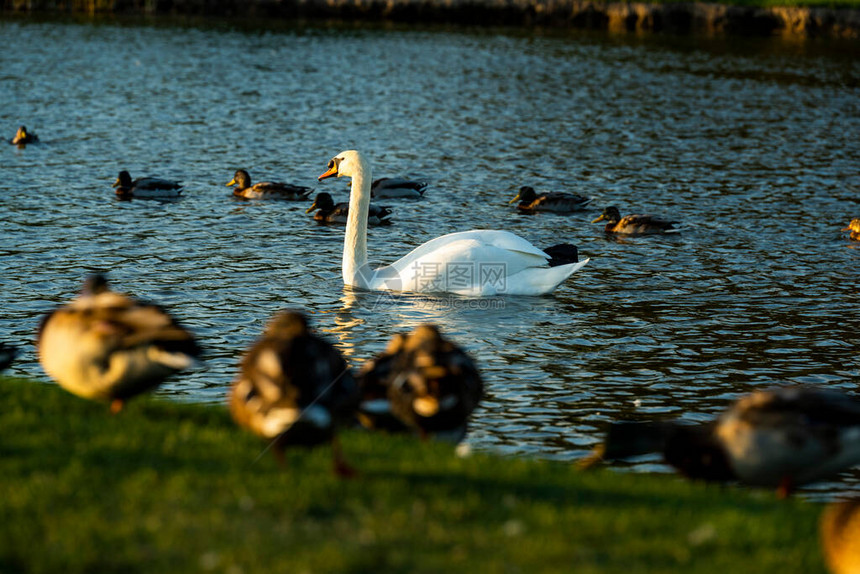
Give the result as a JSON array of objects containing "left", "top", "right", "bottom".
[{"left": 318, "top": 150, "right": 589, "bottom": 296}]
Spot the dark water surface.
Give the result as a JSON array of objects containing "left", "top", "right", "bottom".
[{"left": 2, "top": 16, "right": 859, "bottom": 499}]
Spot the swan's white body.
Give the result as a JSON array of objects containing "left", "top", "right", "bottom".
[{"left": 320, "top": 151, "right": 588, "bottom": 296}]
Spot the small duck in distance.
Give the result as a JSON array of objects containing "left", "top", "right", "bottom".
[
  {"left": 580, "top": 386, "right": 860, "bottom": 498},
  {"left": 229, "top": 310, "right": 360, "bottom": 476},
  {"left": 227, "top": 169, "right": 313, "bottom": 200},
  {"left": 370, "top": 177, "right": 427, "bottom": 199},
  {"left": 842, "top": 218, "right": 860, "bottom": 241},
  {"left": 37, "top": 274, "right": 201, "bottom": 413},
  {"left": 10, "top": 125, "right": 38, "bottom": 145},
  {"left": 113, "top": 170, "right": 183, "bottom": 199},
  {"left": 306, "top": 192, "right": 393, "bottom": 226},
  {"left": 592, "top": 206, "right": 680, "bottom": 235},
  {"left": 509, "top": 186, "right": 592, "bottom": 213}
]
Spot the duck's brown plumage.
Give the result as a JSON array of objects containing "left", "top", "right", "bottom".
[
  {"left": 821, "top": 499, "right": 860, "bottom": 574},
  {"left": 509, "top": 186, "right": 592, "bottom": 213},
  {"left": 37, "top": 275, "right": 201, "bottom": 412},
  {"left": 582, "top": 387, "right": 860, "bottom": 497},
  {"left": 592, "top": 206, "right": 679, "bottom": 235},
  {"left": 229, "top": 310, "right": 359, "bottom": 474},
  {"left": 227, "top": 169, "right": 312, "bottom": 200},
  {"left": 357, "top": 325, "right": 483, "bottom": 443}
]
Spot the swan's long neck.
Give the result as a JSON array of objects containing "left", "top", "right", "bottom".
[{"left": 343, "top": 159, "right": 372, "bottom": 286}]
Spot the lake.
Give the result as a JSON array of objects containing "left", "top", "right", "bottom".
[{"left": 2, "top": 15, "right": 859, "bottom": 499}]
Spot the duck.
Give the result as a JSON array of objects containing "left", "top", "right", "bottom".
[
  {"left": 592, "top": 206, "right": 680, "bottom": 235},
  {"left": 227, "top": 169, "right": 313, "bottom": 200},
  {"left": 357, "top": 325, "right": 483, "bottom": 443},
  {"left": 305, "top": 192, "right": 393, "bottom": 226},
  {"left": 318, "top": 150, "right": 589, "bottom": 295},
  {"left": 842, "top": 219, "right": 860, "bottom": 241},
  {"left": 509, "top": 186, "right": 592, "bottom": 213},
  {"left": 10, "top": 125, "right": 38, "bottom": 145},
  {"left": 580, "top": 386, "right": 860, "bottom": 497},
  {"left": 370, "top": 177, "right": 427, "bottom": 199},
  {"left": 113, "top": 170, "right": 183, "bottom": 199},
  {"left": 37, "top": 274, "right": 201, "bottom": 413},
  {"left": 820, "top": 499, "right": 860, "bottom": 574},
  {"left": 229, "top": 310, "right": 360, "bottom": 476},
  {"left": 0, "top": 342, "right": 17, "bottom": 371}
]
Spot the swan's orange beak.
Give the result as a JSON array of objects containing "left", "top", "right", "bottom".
[{"left": 318, "top": 166, "right": 338, "bottom": 181}]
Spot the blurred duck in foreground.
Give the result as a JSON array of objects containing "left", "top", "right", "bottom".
[
  {"left": 592, "top": 206, "right": 680, "bottom": 235},
  {"left": 357, "top": 325, "right": 483, "bottom": 444},
  {"left": 113, "top": 170, "right": 183, "bottom": 199},
  {"left": 229, "top": 310, "right": 359, "bottom": 476},
  {"left": 306, "top": 192, "right": 393, "bottom": 226},
  {"left": 227, "top": 169, "right": 313, "bottom": 200},
  {"left": 509, "top": 186, "right": 592, "bottom": 213},
  {"left": 821, "top": 499, "right": 860, "bottom": 574},
  {"left": 580, "top": 387, "right": 860, "bottom": 497},
  {"left": 842, "top": 218, "right": 860, "bottom": 241},
  {"left": 37, "top": 275, "right": 201, "bottom": 413},
  {"left": 0, "top": 343, "right": 18, "bottom": 371},
  {"left": 370, "top": 177, "right": 427, "bottom": 199},
  {"left": 10, "top": 125, "right": 38, "bottom": 145}
]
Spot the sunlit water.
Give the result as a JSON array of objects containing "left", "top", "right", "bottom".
[{"left": 2, "top": 16, "right": 859, "bottom": 499}]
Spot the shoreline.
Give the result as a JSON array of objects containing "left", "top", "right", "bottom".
[{"left": 2, "top": 0, "right": 860, "bottom": 38}]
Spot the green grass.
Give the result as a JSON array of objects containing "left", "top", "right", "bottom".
[{"left": 0, "top": 375, "right": 826, "bottom": 574}]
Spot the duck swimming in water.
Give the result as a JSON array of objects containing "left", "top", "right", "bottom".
[
  {"left": 10, "top": 125, "right": 38, "bottom": 145},
  {"left": 226, "top": 169, "right": 313, "bottom": 200},
  {"left": 509, "top": 186, "right": 592, "bottom": 213},
  {"left": 306, "top": 192, "right": 393, "bottom": 226},
  {"left": 592, "top": 206, "right": 680, "bottom": 235},
  {"left": 113, "top": 170, "right": 183, "bottom": 199}
]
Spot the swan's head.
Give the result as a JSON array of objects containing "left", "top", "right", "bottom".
[{"left": 318, "top": 150, "right": 366, "bottom": 181}]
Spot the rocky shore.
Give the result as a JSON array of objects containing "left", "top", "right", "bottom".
[{"left": 3, "top": 0, "right": 860, "bottom": 37}]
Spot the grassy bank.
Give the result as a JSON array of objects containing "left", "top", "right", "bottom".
[{"left": 0, "top": 375, "right": 825, "bottom": 573}]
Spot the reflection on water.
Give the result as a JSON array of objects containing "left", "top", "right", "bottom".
[{"left": 1, "top": 16, "right": 859, "bottom": 498}]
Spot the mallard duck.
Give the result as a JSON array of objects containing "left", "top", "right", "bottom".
[
  {"left": 842, "top": 218, "right": 860, "bottom": 241},
  {"left": 10, "top": 125, "right": 38, "bottom": 145},
  {"left": 305, "top": 192, "right": 393, "bottom": 226},
  {"left": 821, "top": 499, "right": 860, "bottom": 574},
  {"left": 509, "top": 186, "right": 592, "bottom": 213},
  {"left": 37, "top": 275, "right": 201, "bottom": 413},
  {"left": 113, "top": 170, "right": 183, "bottom": 199},
  {"left": 370, "top": 177, "right": 427, "bottom": 199},
  {"left": 0, "top": 342, "right": 18, "bottom": 371},
  {"left": 357, "top": 324, "right": 483, "bottom": 443},
  {"left": 581, "top": 387, "right": 860, "bottom": 497},
  {"left": 227, "top": 169, "right": 313, "bottom": 200},
  {"left": 229, "top": 310, "right": 360, "bottom": 476},
  {"left": 592, "top": 206, "right": 680, "bottom": 235}
]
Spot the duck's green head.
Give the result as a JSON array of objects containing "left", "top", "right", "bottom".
[
  {"left": 306, "top": 192, "right": 335, "bottom": 213},
  {"left": 113, "top": 171, "right": 132, "bottom": 188},
  {"left": 509, "top": 186, "right": 537, "bottom": 204},
  {"left": 592, "top": 206, "right": 621, "bottom": 224}
]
